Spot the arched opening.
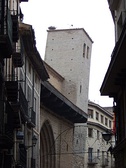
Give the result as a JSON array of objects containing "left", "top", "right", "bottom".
[{"left": 40, "top": 120, "right": 55, "bottom": 168}]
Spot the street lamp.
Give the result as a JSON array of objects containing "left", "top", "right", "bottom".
[
  {"left": 32, "top": 135, "right": 38, "bottom": 147},
  {"left": 102, "top": 132, "right": 112, "bottom": 143},
  {"left": 102, "top": 130, "right": 114, "bottom": 168}
]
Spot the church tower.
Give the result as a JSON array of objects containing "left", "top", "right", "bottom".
[{"left": 44, "top": 28, "right": 93, "bottom": 113}]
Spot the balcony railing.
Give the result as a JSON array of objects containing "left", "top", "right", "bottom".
[{"left": 5, "top": 80, "right": 29, "bottom": 126}]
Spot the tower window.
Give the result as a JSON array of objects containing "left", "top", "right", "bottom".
[
  {"left": 83, "top": 43, "right": 86, "bottom": 57},
  {"left": 87, "top": 46, "right": 89, "bottom": 58}
]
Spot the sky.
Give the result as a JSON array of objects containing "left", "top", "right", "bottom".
[{"left": 20, "top": 0, "right": 115, "bottom": 107}]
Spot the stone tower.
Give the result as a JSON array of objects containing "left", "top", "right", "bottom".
[{"left": 44, "top": 28, "right": 93, "bottom": 113}]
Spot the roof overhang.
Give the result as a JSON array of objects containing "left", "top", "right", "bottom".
[
  {"left": 107, "top": 0, "right": 119, "bottom": 10},
  {"left": 19, "top": 23, "right": 49, "bottom": 81},
  {"left": 100, "top": 21, "right": 126, "bottom": 98},
  {"left": 41, "top": 81, "right": 87, "bottom": 123}
]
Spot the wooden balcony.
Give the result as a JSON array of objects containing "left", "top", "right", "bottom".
[{"left": 5, "top": 81, "right": 29, "bottom": 127}]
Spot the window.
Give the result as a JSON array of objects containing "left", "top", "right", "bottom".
[
  {"left": 105, "top": 118, "right": 108, "bottom": 126},
  {"left": 88, "top": 128, "right": 93, "bottom": 137},
  {"left": 83, "top": 43, "right": 86, "bottom": 57},
  {"left": 97, "top": 149, "right": 100, "bottom": 158},
  {"left": 87, "top": 46, "right": 89, "bottom": 58},
  {"left": 88, "top": 148, "right": 93, "bottom": 162},
  {"left": 109, "top": 120, "right": 111, "bottom": 128},
  {"left": 101, "top": 115, "right": 104, "bottom": 124},
  {"left": 88, "top": 109, "right": 93, "bottom": 118},
  {"left": 96, "top": 112, "right": 99, "bottom": 121},
  {"left": 97, "top": 130, "right": 99, "bottom": 140},
  {"left": 102, "top": 151, "right": 105, "bottom": 164}
]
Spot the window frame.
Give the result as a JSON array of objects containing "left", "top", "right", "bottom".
[{"left": 88, "top": 128, "right": 93, "bottom": 138}]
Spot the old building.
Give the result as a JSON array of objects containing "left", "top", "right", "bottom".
[
  {"left": 44, "top": 27, "right": 93, "bottom": 113},
  {"left": 85, "top": 101, "right": 114, "bottom": 168},
  {"left": 0, "top": 0, "right": 49, "bottom": 167},
  {"left": 44, "top": 28, "right": 93, "bottom": 167},
  {"left": 19, "top": 23, "right": 49, "bottom": 168},
  {"left": 40, "top": 63, "right": 88, "bottom": 168},
  {"left": 100, "top": 0, "right": 126, "bottom": 167},
  {"left": 0, "top": 1, "right": 89, "bottom": 168}
]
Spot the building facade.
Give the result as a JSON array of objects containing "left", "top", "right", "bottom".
[
  {"left": 85, "top": 101, "right": 114, "bottom": 168},
  {"left": 41, "top": 62, "right": 88, "bottom": 168},
  {"left": 44, "top": 28, "right": 93, "bottom": 113},
  {"left": 0, "top": 1, "right": 88, "bottom": 168},
  {"left": 0, "top": 0, "right": 49, "bottom": 167},
  {"left": 100, "top": 0, "right": 126, "bottom": 167},
  {"left": 44, "top": 27, "right": 93, "bottom": 167}
]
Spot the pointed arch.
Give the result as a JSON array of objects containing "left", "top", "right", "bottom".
[{"left": 40, "top": 120, "right": 55, "bottom": 168}]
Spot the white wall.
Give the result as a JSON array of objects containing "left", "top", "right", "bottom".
[{"left": 45, "top": 29, "right": 93, "bottom": 113}]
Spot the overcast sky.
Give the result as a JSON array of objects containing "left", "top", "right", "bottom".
[{"left": 21, "top": 0, "right": 115, "bottom": 107}]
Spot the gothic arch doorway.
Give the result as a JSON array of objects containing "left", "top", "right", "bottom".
[{"left": 40, "top": 120, "right": 56, "bottom": 168}]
